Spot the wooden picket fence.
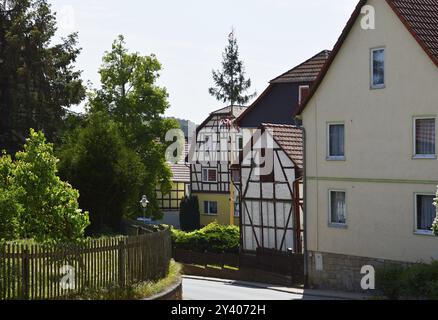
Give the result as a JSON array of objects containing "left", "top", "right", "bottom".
[{"left": 0, "top": 230, "right": 172, "bottom": 300}]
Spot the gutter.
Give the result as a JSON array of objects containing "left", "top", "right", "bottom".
[{"left": 301, "top": 126, "right": 309, "bottom": 289}]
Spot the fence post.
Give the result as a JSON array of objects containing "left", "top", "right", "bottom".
[
  {"left": 22, "top": 247, "right": 30, "bottom": 300},
  {"left": 118, "top": 240, "right": 126, "bottom": 288}
]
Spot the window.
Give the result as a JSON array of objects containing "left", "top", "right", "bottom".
[
  {"left": 202, "top": 168, "right": 217, "bottom": 182},
  {"left": 329, "top": 191, "right": 347, "bottom": 226},
  {"left": 299, "top": 85, "right": 310, "bottom": 105},
  {"left": 204, "top": 201, "right": 218, "bottom": 215},
  {"left": 415, "top": 194, "right": 435, "bottom": 234},
  {"left": 328, "top": 123, "right": 345, "bottom": 160},
  {"left": 414, "top": 118, "right": 436, "bottom": 158},
  {"left": 234, "top": 202, "right": 240, "bottom": 218},
  {"left": 371, "top": 48, "right": 385, "bottom": 89}
]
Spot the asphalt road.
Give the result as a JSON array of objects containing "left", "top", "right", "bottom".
[{"left": 182, "top": 278, "right": 336, "bottom": 300}]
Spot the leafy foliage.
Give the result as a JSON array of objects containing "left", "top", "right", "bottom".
[
  {"left": 0, "top": 129, "right": 89, "bottom": 242},
  {"left": 172, "top": 222, "right": 240, "bottom": 254},
  {"left": 0, "top": 0, "right": 85, "bottom": 154},
  {"left": 209, "top": 30, "right": 256, "bottom": 106},
  {"left": 179, "top": 196, "right": 200, "bottom": 232},
  {"left": 88, "top": 35, "right": 179, "bottom": 219},
  {"left": 58, "top": 113, "right": 145, "bottom": 235},
  {"left": 376, "top": 261, "right": 438, "bottom": 300}
]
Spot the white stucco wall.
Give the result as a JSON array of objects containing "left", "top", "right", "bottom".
[{"left": 302, "top": 0, "right": 438, "bottom": 263}]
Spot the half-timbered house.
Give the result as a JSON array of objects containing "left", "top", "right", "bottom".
[
  {"left": 156, "top": 140, "right": 190, "bottom": 228},
  {"left": 189, "top": 106, "right": 247, "bottom": 227},
  {"left": 235, "top": 51, "right": 329, "bottom": 254},
  {"left": 240, "top": 124, "right": 303, "bottom": 253}
]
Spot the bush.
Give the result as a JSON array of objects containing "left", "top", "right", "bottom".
[
  {"left": 179, "top": 196, "right": 200, "bottom": 231},
  {"left": 0, "top": 130, "right": 89, "bottom": 242},
  {"left": 377, "top": 261, "right": 438, "bottom": 300},
  {"left": 172, "top": 222, "right": 239, "bottom": 254}
]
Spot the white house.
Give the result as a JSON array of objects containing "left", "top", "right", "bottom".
[{"left": 295, "top": 0, "right": 438, "bottom": 291}]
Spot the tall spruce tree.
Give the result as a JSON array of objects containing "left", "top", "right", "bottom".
[
  {"left": 209, "top": 30, "right": 256, "bottom": 106},
  {"left": 0, "top": 0, "right": 85, "bottom": 154}
]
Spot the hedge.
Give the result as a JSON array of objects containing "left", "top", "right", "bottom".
[
  {"left": 376, "top": 261, "right": 438, "bottom": 299},
  {"left": 171, "top": 222, "right": 239, "bottom": 254}
]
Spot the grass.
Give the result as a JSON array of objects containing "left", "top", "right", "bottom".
[{"left": 76, "top": 260, "right": 182, "bottom": 300}]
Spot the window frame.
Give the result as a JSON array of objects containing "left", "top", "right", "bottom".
[
  {"left": 202, "top": 168, "right": 218, "bottom": 183},
  {"left": 298, "top": 85, "right": 310, "bottom": 105},
  {"left": 328, "top": 190, "right": 348, "bottom": 228},
  {"left": 370, "top": 47, "right": 385, "bottom": 89},
  {"left": 414, "top": 193, "right": 436, "bottom": 236},
  {"left": 204, "top": 200, "right": 218, "bottom": 216},
  {"left": 413, "top": 116, "right": 437, "bottom": 159},
  {"left": 327, "top": 122, "right": 346, "bottom": 161}
]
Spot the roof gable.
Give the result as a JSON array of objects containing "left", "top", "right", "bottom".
[
  {"left": 261, "top": 123, "right": 303, "bottom": 169},
  {"left": 295, "top": 0, "right": 438, "bottom": 117},
  {"left": 236, "top": 50, "right": 330, "bottom": 125}
]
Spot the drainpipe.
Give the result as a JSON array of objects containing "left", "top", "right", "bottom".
[{"left": 301, "top": 126, "right": 309, "bottom": 289}]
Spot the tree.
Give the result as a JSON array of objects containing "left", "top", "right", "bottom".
[
  {"left": 89, "top": 35, "right": 179, "bottom": 219},
  {"left": 179, "top": 196, "right": 200, "bottom": 232},
  {"left": 0, "top": 0, "right": 85, "bottom": 154},
  {"left": 209, "top": 30, "right": 256, "bottom": 106},
  {"left": 0, "top": 129, "right": 89, "bottom": 242},
  {"left": 58, "top": 113, "right": 146, "bottom": 235},
  {"left": 0, "top": 153, "right": 20, "bottom": 240}
]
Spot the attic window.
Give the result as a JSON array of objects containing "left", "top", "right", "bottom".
[
  {"left": 299, "top": 85, "right": 310, "bottom": 105},
  {"left": 371, "top": 48, "right": 385, "bottom": 89}
]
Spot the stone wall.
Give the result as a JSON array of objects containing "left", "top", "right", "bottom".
[{"left": 307, "top": 251, "right": 408, "bottom": 293}]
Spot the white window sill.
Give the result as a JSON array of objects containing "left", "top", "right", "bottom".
[
  {"left": 412, "top": 155, "right": 437, "bottom": 160},
  {"left": 328, "top": 223, "right": 348, "bottom": 229},
  {"left": 202, "top": 213, "right": 218, "bottom": 216},
  {"left": 371, "top": 84, "right": 385, "bottom": 90},
  {"left": 327, "top": 156, "right": 346, "bottom": 161},
  {"left": 414, "top": 230, "right": 435, "bottom": 237}
]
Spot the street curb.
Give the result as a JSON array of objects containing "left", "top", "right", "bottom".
[
  {"left": 144, "top": 278, "right": 183, "bottom": 300},
  {"left": 182, "top": 275, "right": 369, "bottom": 300}
]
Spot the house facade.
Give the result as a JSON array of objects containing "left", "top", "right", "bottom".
[
  {"left": 235, "top": 52, "right": 329, "bottom": 253},
  {"left": 189, "top": 106, "right": 246, "bottom": 227},
  {"left": 239, "top": 124, "right": 304, "bottom": 253},
  {"left": 295, "top": 0, "right": 438, "bottom": 291}
]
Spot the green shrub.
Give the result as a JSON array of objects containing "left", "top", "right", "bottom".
[
  {"left": 377, "top": 261, "right": 438, "bottom": 300},
  {"left": 172, "top": 222, "right": 239, "bottom": 254}
]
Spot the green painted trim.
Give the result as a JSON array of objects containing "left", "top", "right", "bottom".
[{"left": 307, "top": 176, "right": 438, "bottom": 185}]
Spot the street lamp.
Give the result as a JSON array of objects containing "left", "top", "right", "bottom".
[{"left": 140, "top": 195, "right": 149, "bottom": 220}]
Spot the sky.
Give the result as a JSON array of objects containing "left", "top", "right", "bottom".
[{"left": 50, "top": 0, "right": 358, "bottom": 124}]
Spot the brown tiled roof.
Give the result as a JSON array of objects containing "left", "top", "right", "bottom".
[
  {"left": 169, "top": 141, "right": 190, "bottom": 183},
  {"left": 295, "top": 0, "right": 438, "bottom": 117},
  {"left": 270, "top": 50, "right": 331, "bottom": 84},
  {"left": 261, "top": 123, "right": 303, "bottom": 169},
  {"left": 388, "top": 0, "right": 438, "bottom": 62}
]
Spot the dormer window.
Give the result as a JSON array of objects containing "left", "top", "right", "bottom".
[
  {"left": 371, "top": 48, "right": 385, "bottom": 89},
  {"left": 299, "top": 85, "right": 310, "bottom": 105}
]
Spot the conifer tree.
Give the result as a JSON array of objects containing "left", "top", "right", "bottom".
[{"left": 209, "top": 29, "right": 256, "bottom": 106}]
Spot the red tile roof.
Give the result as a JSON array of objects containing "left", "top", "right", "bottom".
[
  {"left": 261, "top": 123, "right": 303, "bottom": 169},
  {"left": 270, "top": 50, "right": 331, "bottom": 84},
  {"left": 388, "top": 0, "right": 438, "bottom": 63},
  {"left": 295, "top": 0, "right": 438, "bottom": 117}
]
